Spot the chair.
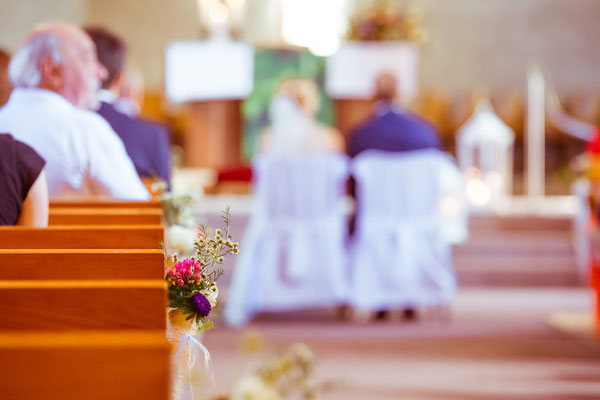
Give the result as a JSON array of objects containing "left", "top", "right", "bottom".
[
  {"left": 225, "top": 153, "right": 350, "bottom": 326},
  {"left": 349, "top": 149, "right": 467, "bottom": 312}
]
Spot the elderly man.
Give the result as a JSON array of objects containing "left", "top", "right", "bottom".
[
  {"left": 85, "top": 26, "right": 171, "bottom": 187},
  {"left": 0, "top": 23, "right": 149, "bottom": 200},
  {"left": 347, "top": 72, "right": 441, "bottom": 158}
]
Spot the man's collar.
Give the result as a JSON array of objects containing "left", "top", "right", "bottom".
[
  {"left": 373, "top": 100, "right": 405, "bottom": 116},
  {"left": 9, "top": 87, "right": 74, "bottom": 109},
  {"left": 97, "top": 89, "right": 116, "bottom": 104}
]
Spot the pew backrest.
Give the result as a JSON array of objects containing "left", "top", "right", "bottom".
[
  {"left": 0, "top": 249, "right": 165, "bottom": 280},
  {"left": 0, "top": 280, "right": 166, "bottom": 331},
  {"left": 49, "top": 208, "right": 163, "bottom": 225},
  {"left": 0, "top": 225, "right": 164, "bottom": 249},
  {"left": 0, "top": 330, "right": 169, "bottom": 400},
  {"left": 50, "top": 200, "right": 162, "bottom": 209}
]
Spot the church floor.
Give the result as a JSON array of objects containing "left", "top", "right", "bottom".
[{"left": 204, "top": 288, "right": 600, "bottom": 400}]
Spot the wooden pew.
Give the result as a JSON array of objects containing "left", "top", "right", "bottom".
[
  {"left": 0, "top": 280, "right": 166, "bottom": 331},
  {"left": 0, "top": 330, "right": 170, "bottom": 400},
  {"left": 50, "top": 200, "right": 162, "bottom": 209},
  {"left": 0, "top": 249, "right": 164, "bottom": 280},
  {"left": 49, "top": 208, "right": 163, "bottom": 225},
  {"left": 0, "top": 225, "right": 164, "bottom": 249}
]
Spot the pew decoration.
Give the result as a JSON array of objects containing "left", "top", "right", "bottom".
[
  {"left": 226, "top": 342, "right": 333, "bottom": 400},
  {"left": 165, "top": 207, "right": 239, "bottom": 399},
  {"left": 159, "top": 186, "right": 198, "bottom": 255}
]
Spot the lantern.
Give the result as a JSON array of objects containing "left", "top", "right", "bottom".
[{"left": 457, "top": 99, "right": 515, "bottom": 212}]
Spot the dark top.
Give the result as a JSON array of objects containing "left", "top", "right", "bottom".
[
  {"left": 347, "top": 104, "right": 441, "bottom": 158},
  {"left": 97, "top": 102, "right": 171, "bottom": 186},
  {"left": 0, "top": 133, "right": 45, "bottom": 225},
  {"left": 346, "top": 104, "right": 441, "bottom": 236}
]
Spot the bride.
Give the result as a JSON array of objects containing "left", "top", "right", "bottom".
[{"left": 260, "top": 78, "right": 344, "bottom": 154}]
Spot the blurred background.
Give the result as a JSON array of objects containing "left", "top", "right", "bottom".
[
  {"left": 3, "top": 0, "right": 600, "bottom": 193},
  {"left": 3, "top": 1, "right": 600, "bottom": 399}
]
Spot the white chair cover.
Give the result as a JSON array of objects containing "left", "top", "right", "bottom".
[
  {"left": 349, "top": 149, "right": 467, "bottom": 311},
  {"left": 224, "top": 153, "right": 350, "bottom": 326}
]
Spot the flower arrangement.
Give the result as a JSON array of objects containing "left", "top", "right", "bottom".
[
  {"left": 347, "top": 2, "right": 428, "bottom": 44},
  {"left": 165, "top": 207, "right": 239, "bottom": 332},
  {"left": 156, "top": 184, "right": 195, "bottom": 227},
  {"left": 154, "top": 180, "right": 203, "bottom": 256},
  {"left": 220, "top": 339, "right": 334, "bottom": 400}
]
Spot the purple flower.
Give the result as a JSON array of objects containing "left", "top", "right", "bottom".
[{"left": 189, "top": 292, "right": 211, "bottom": 317}]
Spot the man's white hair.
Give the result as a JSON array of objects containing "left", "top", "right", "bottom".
[{"left": 8, "top": 29, "right": 63, "bottom": 88}]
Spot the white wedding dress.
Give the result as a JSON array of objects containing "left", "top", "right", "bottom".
[{"left": 225, "top": 95, "right": 350, "bottom": 326}]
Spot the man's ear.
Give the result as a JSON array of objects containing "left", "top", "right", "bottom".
[
  {"left": 39, "top": 57, "right": 63, "bottom": 90},
  {"left": 112, "top": 71, "right": 125, "bottom": 92}
]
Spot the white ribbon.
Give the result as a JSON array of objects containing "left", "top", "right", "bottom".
[{"left": 174, "top": 332, "right": 214, "bottom": 400}]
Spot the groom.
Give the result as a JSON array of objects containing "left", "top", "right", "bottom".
[
  {"left": 347, "top": 72, "right": 441, "bottom": 158},
  {"left": 346, "top": 72, "right": 442, "bottom": 321}
]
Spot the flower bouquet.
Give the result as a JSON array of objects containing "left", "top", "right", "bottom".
[
  {"left": 159, "top": 187, "right": 199, "bottom": 256},
  {"left": 347, "top": 2, "right": 427, "bottom": 44},
  {"left": 226, "top": 342, "right": 334, "bottom": 400},
  {"left": 165, "top": 208, "right": 239, "bottom": 400}
]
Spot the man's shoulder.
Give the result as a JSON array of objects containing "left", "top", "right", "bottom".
[
  {"left": 99, "top": 102, "right": 167, "bottom": 139},
  {"left": 74, "top": 108, "right": 117, "bottom": 134},
  {"left": 69, "top": 108, "right": 128, "bottom": 152},
  {"left": 349, "top": 113, "right": 379, "bottom": 138},
  {"left": 136, "top": 116, "right": 168, "bottom": 136},
  {"left": 392, "top": 110, "right": 437, "bottom": 132}
]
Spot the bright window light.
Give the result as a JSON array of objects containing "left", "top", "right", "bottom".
[{"left": 281, "top": 0, "right": 347, "bottom": 56}]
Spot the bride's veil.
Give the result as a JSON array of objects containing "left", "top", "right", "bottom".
[{"left": 268, "top": 94, "right": 314, "bottom": 154}]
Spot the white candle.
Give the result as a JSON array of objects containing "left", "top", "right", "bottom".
[{"left": 526, "top": 64, "right": 545, "bottom": 203}]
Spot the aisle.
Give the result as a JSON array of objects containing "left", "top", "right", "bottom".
[{"left": 204, "top": 288, "right": 600, "bottom": 400}]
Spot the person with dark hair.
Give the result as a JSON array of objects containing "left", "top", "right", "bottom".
[
  {"left": 0, "top": 49, "right": 11, "bottom": 106},
  {"left": 0, "top": 133, "right": 48, "bottom": 226},
  {"left": 85, "top": 26, "right": 171, "bottom": 187},
  {"left": 347, "top": 72, "right": 441, "bottom": 158}
]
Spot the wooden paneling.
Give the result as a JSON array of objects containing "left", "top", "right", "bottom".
[
  {"left": 334, "top": 98, "right": 375, "bottom": 138},
  {"left": 184, "top": 100, "right": 242, "bottom": 168}
]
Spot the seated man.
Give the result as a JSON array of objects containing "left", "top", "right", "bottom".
[
  {"left": 0, "top": 23, "right": 149, "bottom": 200},
  {"left": 347, "top": 72, "right": 441, "bottom": 158},
  {"left": 347, "top": 72, "right": 443, "bottom": 321},
  {"left": 85, "top": 26, "right": 171, "bottom": 187}
]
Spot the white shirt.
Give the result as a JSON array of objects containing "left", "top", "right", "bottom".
[{"left": 0, "top": 88, "right": 150, "bottom": 200}]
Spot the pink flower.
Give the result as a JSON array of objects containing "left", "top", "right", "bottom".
[{"left": 168, "top": 259, "right": 203, "bottom": 285}]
